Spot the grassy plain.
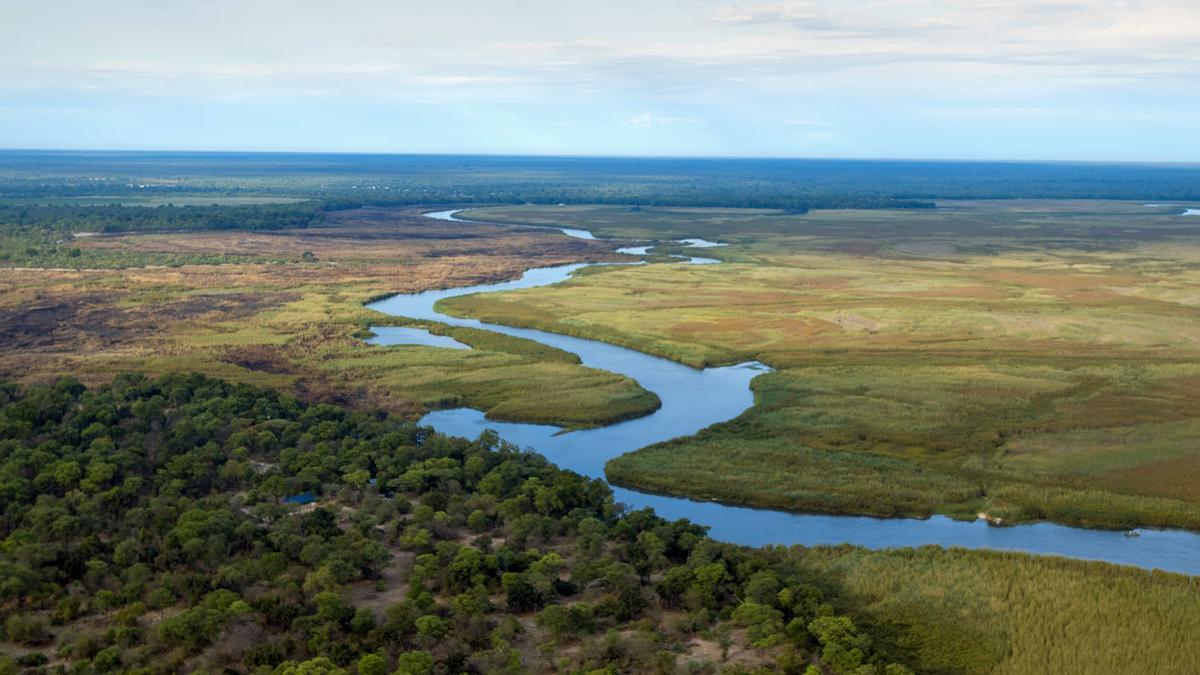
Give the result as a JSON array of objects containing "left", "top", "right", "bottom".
[
  {"left": 446, "top": 202, "right": 1200, "bottom": 529},
  {"left": 0, "top": 207, "right": 657, "bottom": 428},
  {"left": 797, "top": 544, "right": 1200, "bottom": 674}
]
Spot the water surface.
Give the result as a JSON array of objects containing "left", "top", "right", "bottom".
[
  {"left": 1144, "top": 204, "right": 1200, "bottom": 216},
  {"left": 367, "top": 326, "right": 470, "bottom": 350}
]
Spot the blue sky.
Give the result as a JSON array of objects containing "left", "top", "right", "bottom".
[{"left": 1, "top": 0, "right": 1197, "bottom": 161}]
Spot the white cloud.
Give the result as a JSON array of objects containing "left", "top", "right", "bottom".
[
  {"left": 3, "top": 0, "right": 1198, "bottom": 98},
  {"left": 631, "top": 112, "right": 700, "bottom": 128},
  {"left": 0, "top": 0, "right": 1197, "bottom": 158},
  {"left": 710, "top": 2, "right": 827, "bottom": 25}
]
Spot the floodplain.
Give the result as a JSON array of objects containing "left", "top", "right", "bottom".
[{"left": 444, "top": 201, "right": 1200, "bottom": 530}]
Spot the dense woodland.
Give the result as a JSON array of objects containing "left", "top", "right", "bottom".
[
  {"left": 0, "top": 204, "right": 325, "bottom": 235},
  {"left": 0, "top": 204, "right": 326, "bottom": 268},
  {"left": 0, "top": 374, "right": 915, "bottom": 674},
  {"left": 6, "top": 152, "right": 1200, "bottom": 210}
]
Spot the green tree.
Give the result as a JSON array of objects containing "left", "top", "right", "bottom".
[
  {"left": 808, "top": 615, "right": 869, "bottom": 674},
  {"left": 414, "top": 614, "right": 449, "bottom": 646},
  {"left": 536, "top": 603, "right": 596, "bottom": 638},
  {"left": 5, "top": 614, "right": 50, "bottom": 645},
  {"left": 345, "top": 469, "right": 370, "bottom": 491},
  {"left": 690, "top": 561, "right": 727, "bottom": 609},
  {"left": 467, "top": 509, "right": 488, "bottom": 533},
  {"left": 147, "top": 587, "right": 176, "bottom": 620},
  {"left": 351, "top": 607, "right": 377, "bottom": 635},
  {"left": 732, "top": 602, "right": 785, "bottom": 648},
  {"left": 92, "top": 646, "right": 122, "bottom": 672},
  {"left": 275, "top": 657, "right": 347, "bottom": 675},
  {"left": 631, "top": 531, "right": 667, "bottom": 581},
  {"left": 357, "top": 654, "right": 387, "bottom": 675},
  {"left": 392, "top": 650, "right": 434, "bottom": 675},
  {"left": 502, "top": 572, "right": 544, "bottom": 612}
]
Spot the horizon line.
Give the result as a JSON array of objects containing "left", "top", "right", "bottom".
[{"left": 1, "top": 147, "right": 1198, "bottom": 168}]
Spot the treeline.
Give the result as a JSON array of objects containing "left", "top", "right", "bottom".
[
  {"left": 0, "top": 203, "right": 325, "bottom": 236},
  {"left": 0, "top": 374, "right": 914, "bottom": 674},
  {"left": 0, "top": 203, "right": 325, "bottom": 268},
  {"left": 5, "top": 152, "right": 1200, "bottom": 205},
  {"left": 319, "top": 192, "right": 935, "bottom": 213}
]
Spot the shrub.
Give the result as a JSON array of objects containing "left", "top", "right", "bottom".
[{"left": 5, "top": 614, "right": 50, "bottom": 645}]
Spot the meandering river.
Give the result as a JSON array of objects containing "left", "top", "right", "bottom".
[{"left": 367, "top": 209, "right": 1200, "bottom": 575}]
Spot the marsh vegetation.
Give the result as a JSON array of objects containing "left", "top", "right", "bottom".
[{"left": 445, "top": 202, "right": 1200, "bottom": 530}]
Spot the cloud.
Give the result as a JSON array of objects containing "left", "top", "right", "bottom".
[
  {"left": 708, "top": 1, "right": 957, "bottom": 34},
  {"left": 630, "top": 112, "right": 700, "bottom": 128},
  {"left": 0, "top": 0, "right": 1197, "bottom": 158},
  {"left": 710, "top": 2, "right": 829, "bottom": 26},
  {"left": 5, "top": 0, "right": 1198, "bottom": 98},
  {"left": 909, "top": 16, "right": 955, "bottom": 30}
]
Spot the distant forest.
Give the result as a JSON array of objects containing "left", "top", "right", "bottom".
[{"left": 3, "top": 151, "right": 1200, "bottom": 212}]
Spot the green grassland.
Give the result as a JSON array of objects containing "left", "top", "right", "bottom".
[
  {"left": 444, "top": 202, "right": 1200, "bottom": 530},
  {"left": 797, "top": 545, "right": 1200, "bottom": 674},
  {"left": 457, "top": 200, "right": 1200, "bottom": 247}
]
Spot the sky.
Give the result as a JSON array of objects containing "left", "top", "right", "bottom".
[{"left": 0, "top": 0, "right": 1197, "bottom": 161}]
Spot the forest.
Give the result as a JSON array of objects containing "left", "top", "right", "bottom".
[
  {"left": 6, "top": 151, "right": 1200, "bottom": 211},
  {"left": 0, "top": 204, "right": 327, "bottom": 269},
  {"left": 0, "top": 373, "right": 914, "bottom": 674}
]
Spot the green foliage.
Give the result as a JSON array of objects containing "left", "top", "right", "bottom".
[
  {"left": 732, "top": 602, "right": 785, "bottom": 648},
  {"left": 357, "top": 653, "right": 387, "bottom": 675},
  {"left": 536, "top": 603, "right": 597, "bottom": 638},
  {"left": 392, "top": 650, "right": 434, "bottom": 675},
  {"left": 800, "top": 545, "right": 1200, "bottom": 674},
  {"left": 808, "top": 615, "right": 870, "bottom": 672},
  {"left": 0, "top": 374, "right": 910, "bottom": 672},
  {"left": 0, "top": 202, "right": 324, "bottom": 268},
  {"left": 5, "top": 613, "right": 50, "bottom": 645},
  {"left": 275, "top": 657, "right": 348, "bottom": 675}
]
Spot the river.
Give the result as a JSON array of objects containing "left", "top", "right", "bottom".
[{"left": 366, "top": 209, "right": 1200, "bottom": 575}]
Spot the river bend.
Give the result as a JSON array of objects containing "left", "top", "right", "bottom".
[{"left": 366, "top": 209, "right": 1200, "bottom": 575}]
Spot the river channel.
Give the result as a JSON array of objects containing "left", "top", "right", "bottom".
[{"left": 366, "top": 209, "right": 1200, "bottom": 575}]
